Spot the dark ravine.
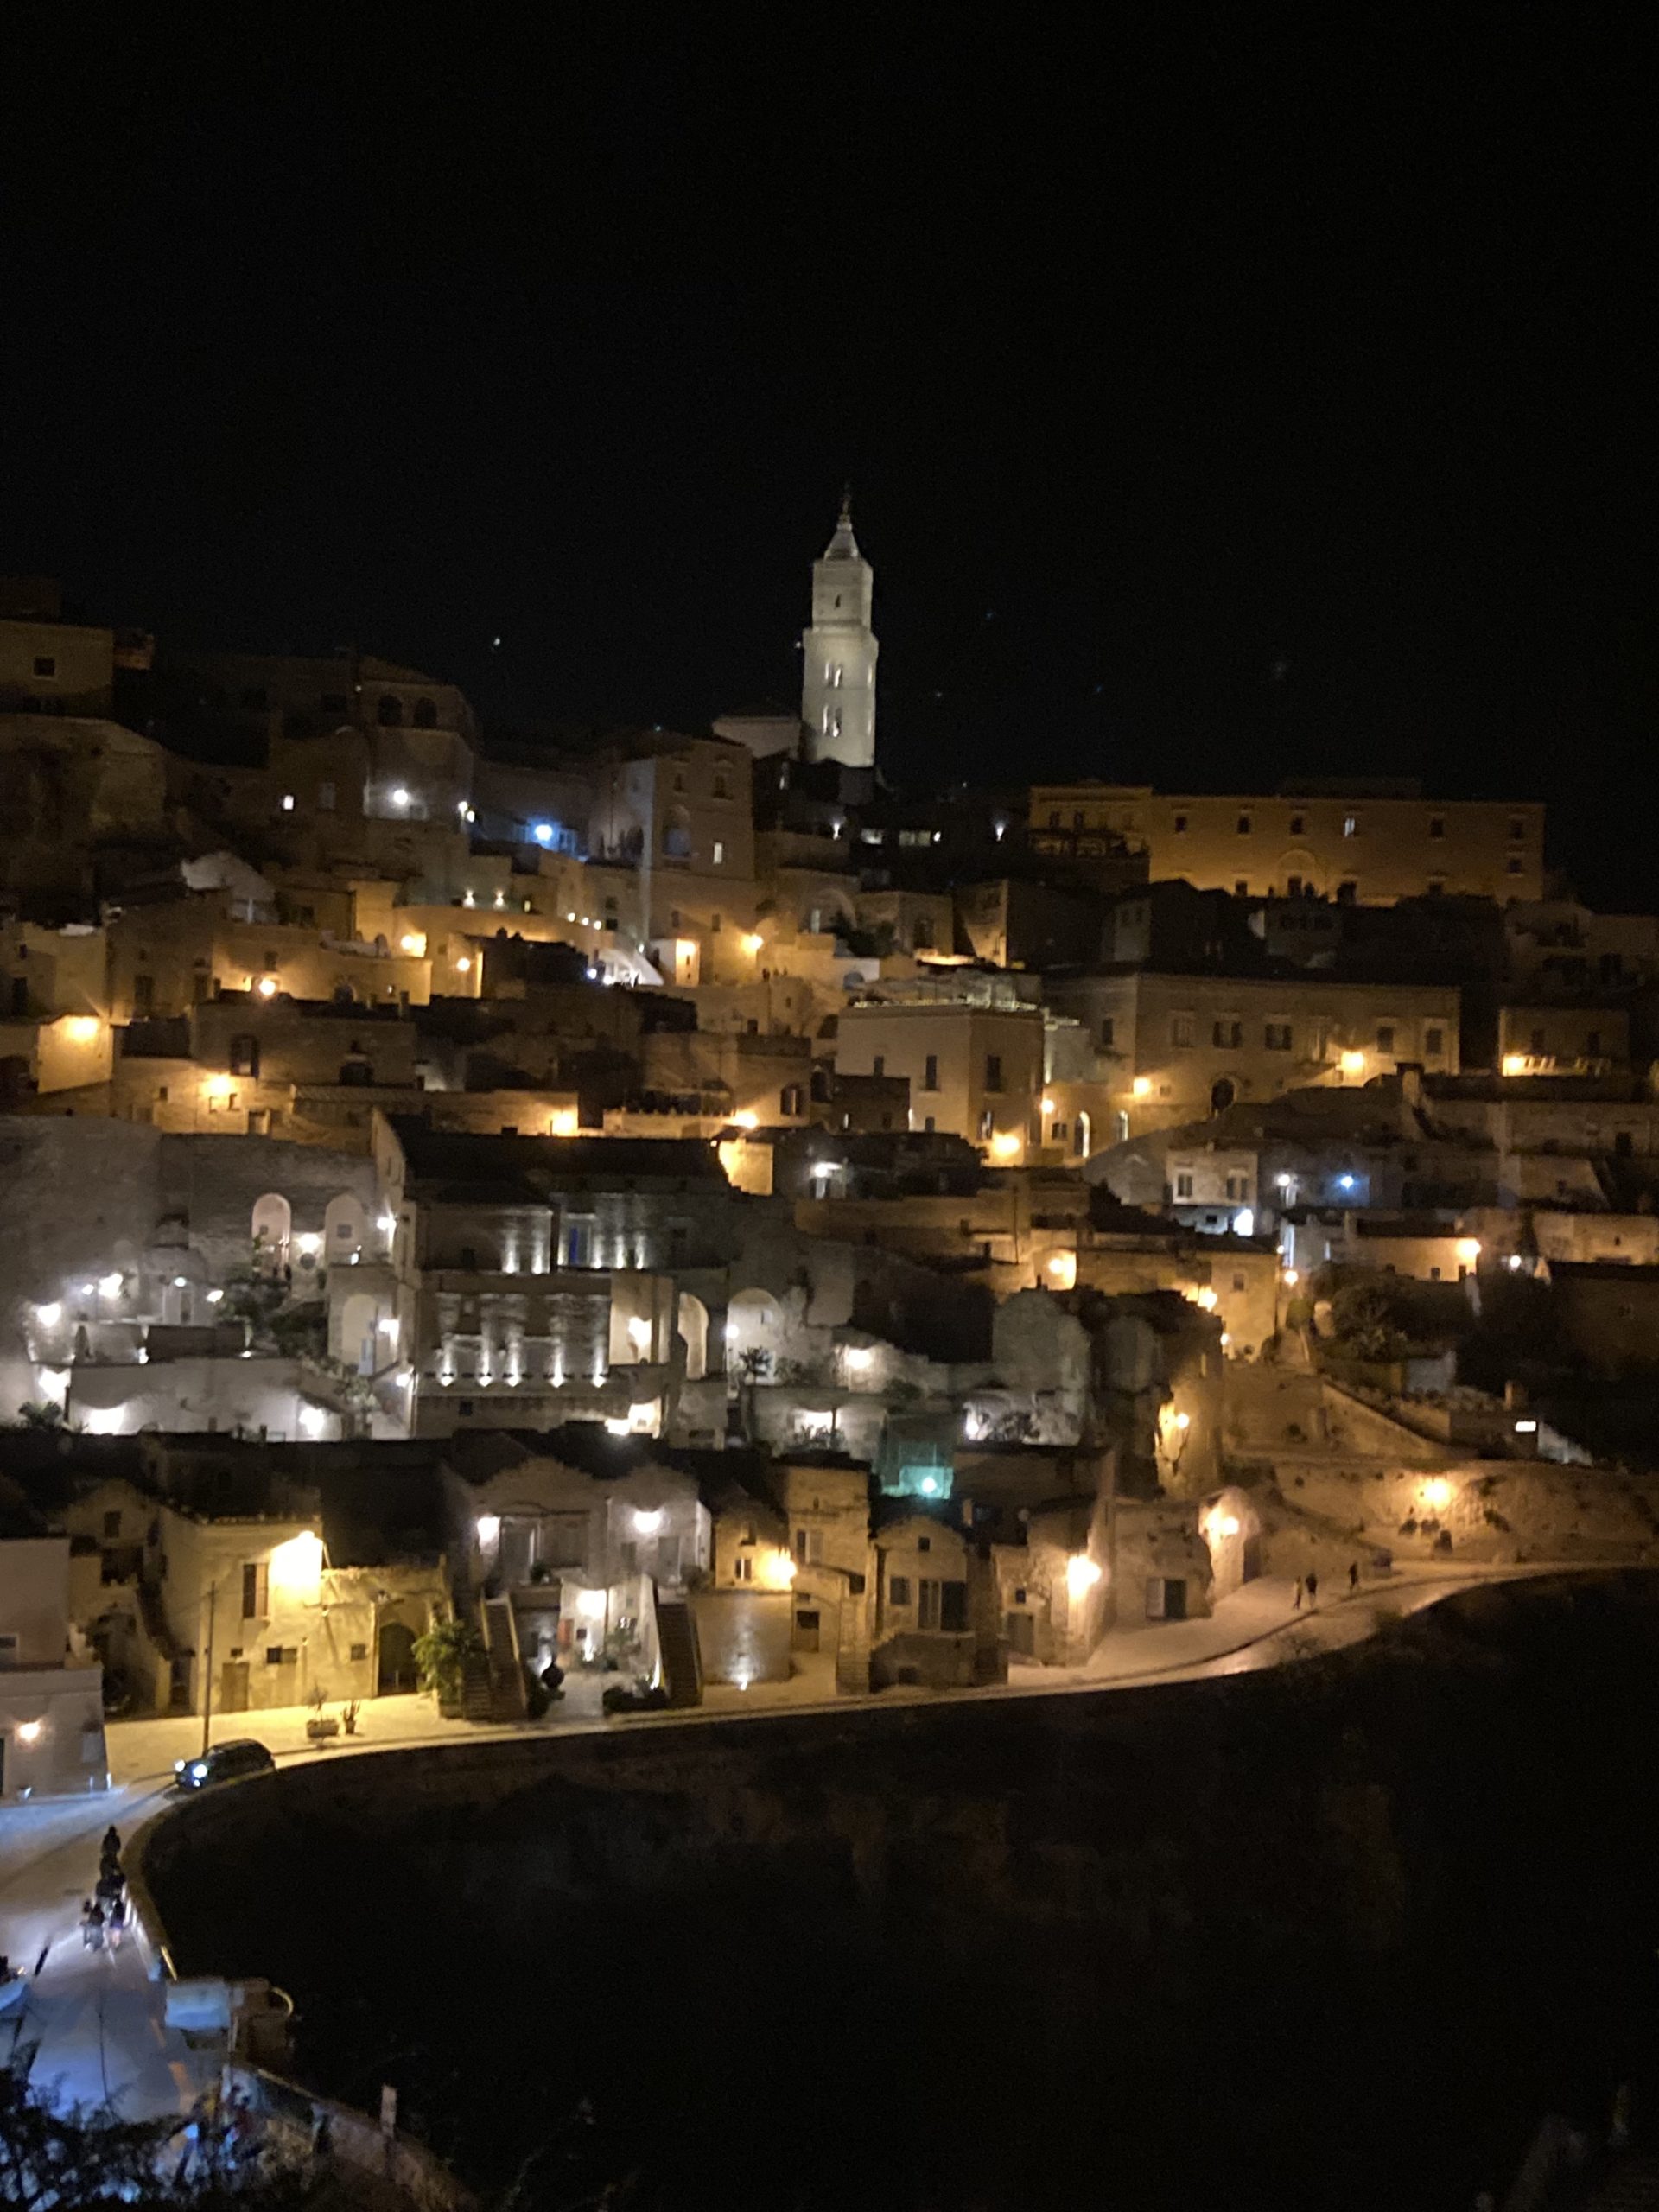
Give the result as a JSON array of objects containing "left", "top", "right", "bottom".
[{"left": 140, "top": 1573, "right": 1659, "bottom": 2211}]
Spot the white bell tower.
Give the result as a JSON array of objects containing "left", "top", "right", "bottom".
[{"left": 801, "top": 492, "right": 877, "bottom": 769}]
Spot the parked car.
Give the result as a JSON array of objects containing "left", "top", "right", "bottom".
[{"left": 172, "top": 1739, "right": 276, "bottom": 1792}]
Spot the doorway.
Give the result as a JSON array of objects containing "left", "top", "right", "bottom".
[
  {"left": 1005, "top": 1611, "right": 1035, "bottom": 1656},
  {"left": 219, "top": 1659, "right": 250, "bottom": 1713},
  {"left": 378, "top": 1620, "right": 418, "bottom": 1693},
  {"left": 1210, "top": 1077, "right": 1237, "bottom": 1114},
  {"left": 791, "top": 1607, "right": 822, "bottom": 1653}
]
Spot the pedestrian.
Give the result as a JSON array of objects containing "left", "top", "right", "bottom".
[
  {"left": 107, "top": 1893, "right": 127, "bottom": 1950},
  {"left": 1293, "top": 1577, "right": 1304, "bottom": 1610},
  {"left": 101, "top": 1824, "right": 121, "bottom": 1861},
  {"left": 1348, "top": 1560, "right": 1360, "bottom": 1595},
  {"left": 1306, "top": 1569, "right": 1319, "bottom": 1608},
  {"left": 80, "top": 1899, "right": 104, "bottom": 1951}
]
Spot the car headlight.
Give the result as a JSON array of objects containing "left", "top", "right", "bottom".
[
  {"left": 190, "top": 1763, "right": 209, "bottom": 1780},
  {"left": 174, "top": 1759, "right": 186, "bottom": 1773}
]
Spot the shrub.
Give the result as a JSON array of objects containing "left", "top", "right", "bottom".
[{"left": 413, "top": 1616, "right": 483, "bottom": 1705}]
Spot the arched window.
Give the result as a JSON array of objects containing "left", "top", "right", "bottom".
[
  {"left": 377, "top": 695, "right": 403, "bottom": 727},
  {"left": 712, "top": 770, "right": 729, "bottom": 799},
  {"left": 662, "top": 806, "right": 692, "bottom": 860},
  {"left": 412, "top": 697, "right": 437, "bottom": 728}
]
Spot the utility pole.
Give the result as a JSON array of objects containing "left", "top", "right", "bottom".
[{"left": 200, "top": 1580, "right": 217, "bottom": 1760}]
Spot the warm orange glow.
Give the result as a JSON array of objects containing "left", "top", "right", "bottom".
[
  {"left": 757, "top": 1547, "right": 797, "bottom": 1591},
  {"left": 398, "top": 931, "right": 427, "bottom": 957},
  {"left": 454, "top": 955, "right": 474, "bottom": 974},
  {"left": 1456, "top": 1236, "right": 1481, "bottom": 1265},
  {"left": 547, "top": 1108, "right": 579, "bottom": 1135},
  {"left": 1065, "top": 1554, "right": 1102, "bottom": 1600},
  {"left": 269, "top": 1529, "right": 324, "bottom": 1602},
  {"left": 1045, "top": 1251, "right": 1077, "bottom": 1289},
  {"left": 63, "top": 1015, "right": 102, "bottom": 1044},
  {"left": 741, "top": 931, "right": 765, "bottom": 956},
  {"left": 1501, "top": 1052, "right": 1529, "bottom": 1077},
  {"left": 1131, "top": 1076, "right": 1152, "bottom": 1097},
  {"left": 733, "top": 1110, "right": 759, "bottom": 1130},
  {"left": 1339, "top": 1049, "right": 1366, "bottom": 1076},
  {"left": 256, "top": 976, "right": 279, "bottom": 999},
  {"left": 204, "top": 1074, "right": 235, "bottom": 1101},
  {"left": 989, "top": 1130, "right": 1021, "bottom": 1160},
  {"left": 1041, "top": 1095, "right": 1056, "bottom": 1115}
]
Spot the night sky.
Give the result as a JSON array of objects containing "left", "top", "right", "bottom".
[{"left": 3, "top": 22, "right": 1653, "bottom": 897}]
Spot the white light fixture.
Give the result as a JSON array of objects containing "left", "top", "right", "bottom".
[
  {"left": 205, "top": 1287, "right": 225, "bottom": 1305},
  {"left": 1065, "top": 1554, "right": 1103, "bottom": 1599},
  {"left": 626, "top": 1316, "right": 652, "bottom": 1350},
  {"left": 281, "top": 793, "right": 296, "bottom": 811},
  {"left": 475, "top": 1515, "right": 500, "bottom": 1544},
  {"left": 632, "top": 1507, "right": 664, "bottom": 1535},
  {"left": 35, "top": 1301, "right": 61, "bottom": 1326},
  {"left": 390, "top": 785, "right": 411, "bottom": 809},
  {"left": 299, "top": 1406, "right": 328, "bottom": 1439},
  {"left": 16, "top": 1719, "right": 42, "bottom": 1745},
  {"left": 532, "top": 822, "right": 554, "bottom": 844},
  {"left": 99, "top": 1273, "right": 123, "bottom": 1298}
]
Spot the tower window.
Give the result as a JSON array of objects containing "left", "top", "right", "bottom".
[
  {"left": 829, "top": 664, "right": 842, "bottom": 689},
  {"left": 1236, "top": 813, "right": 1252, "bottom": 836}
]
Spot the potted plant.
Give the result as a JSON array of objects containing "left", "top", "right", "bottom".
[{"left": 304, "top": 1687, "right": 340, "bottom": 1741}]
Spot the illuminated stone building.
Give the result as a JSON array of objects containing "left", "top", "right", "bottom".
[{"left": 1030, "top": 780, "right": 1546, "bottom": 905}]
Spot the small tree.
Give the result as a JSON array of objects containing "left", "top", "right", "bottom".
[{"left": 412, "top": 1616, "right": 483, "bottom": 1706}]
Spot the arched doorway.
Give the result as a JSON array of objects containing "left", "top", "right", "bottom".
[
  {"left": 1073, "top": 1109, "right": 1092, "bottom": 1160},
  {"left": 677, "top": 1291, "right": 710, "bottom": 1381},
  {"left": 336, "top": 1288, "right": 379, "bottom": 1375},
  {"left": 377, "top": 1620, "right": 418, "bottom": 1693},
  {"left": 1210, "top": 1077, "right": 1237, "bottom": 1114},
  {"left": 251, "top": 1192, "right": 291, "bottom": 1268},
  {"left": 725, "top": 1287, "right": 779, "bottom": 1377}
]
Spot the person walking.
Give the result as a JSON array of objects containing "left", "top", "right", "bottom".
[
  {"left": 1348, "top": 1560, "right": 1360, "bottom": 1596},
  {"left": 79, "top": 1899, "right": 105, "bottom": 1951},
  {"left": 1293, "top": 1577, "right": 1305, "bottom": 1610},
  {"left": 1306, "top": 1569, "right": 1319, "bottom": 1608}
]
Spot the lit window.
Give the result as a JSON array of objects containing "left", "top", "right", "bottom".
[
  {"left": 1343, "top": 815, "right": 1358, "bottom": 838},
  {"left": 713, "top": 840, "right": 725, "bottom": 866},
  {"left": 281, "top": 793, "right": 296, "bottom": 812}
]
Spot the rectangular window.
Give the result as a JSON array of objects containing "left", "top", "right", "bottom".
[
  {"left": 1212, "top": 1020, "right": 1243, "bottom": 1049},
  {"left": 350, "top": 1642, "right": 368, "bottom": 1662},
  {"left": 1510, "top": 817, "right": 1526, "bottom": 840},
  {"left": 1425, "top": 1027, "right": 1444, "bottom": 1057},
  {"left": 265, "top": 1645, "right": 298, "bottom": 1666},
  {"left": 888, "top": 1573, "right": 912, "bottom": 1608},
  {"left": 1376, "top": 1024, "right": 1395, "bottom": 1052},
  {"left": 1507, "top": 856, "right": 1524, "bottom": 875},
  {"left": 923, "top": 1053, "right": 938, "bottom": 1091},
  {"left": 734, "top": 1554, "right": 753, "bottom": 1583},
  {"left": 918, "top": 1580, "right": 942, "bottom": 1630},
  {"left": 1265, "top": 1022, "right": 1293, "bottom": 1051},
  {"left": 712, "top": 840, "right": 725, "bottom": 865},
  {"left": 1234, "top": 879, "right": 1249, "bottom": 898},
  {"left": 1337, "top": 880, "right": 1357, "bottom": 905},
  {"left": 242, "top": 1561, "right": 270, "bottom": 1618},
  {"left": 102, "top": 1510, "right": 122, "bottom": 1540},
  {"left": 1586, "top": 1029, "right": 1601, "bottom": 1055},
  {"left": 34, "top": 654, "right": 58, "bottom": 677},
  {"left": 1171, "top": 1014, "right": 1195, "bottom": 1048},
  {"left": 317, "top": 780, "right": 336, "bottom": 812},
  {"left": 978, "top": 1108, "right": 995, "bottom": 1140},
  {"left": 984, "top": 1054, "right": 1003, "bottom": 1093},
  {"left": 1288, "top": 813, "right": 1305, "bottom": 836},
  {"left": 1285, "top": 876, "right": 1302, "bottom": 899},
  {"left": 1174, "top": 1173, "right": 1194, "bottom": 1199},
  {"left": 1429, "top": 815, "right": 1446, "bottom": 839},
  {"left": 230, "top": 1034, "right": 259, "bottom": 1077},
  {"left": 1173, "top": 812, "right": 1188, "bottom": 835},
  {"left": 940, "top": 1581, "right": 968, "bottom": 1632},
  {"left": 563, "top": 1219, "right": 594, "bottom": 1268},
  {"left": 872, "top": 1054, "right": 885, "bottom": 1077},
  {"left": 1236, "top": 813, "right": 1252, "bottom": 836},
  {"left": 1343, "top": 815, "right": 1359, "bottom": 838},
  {"left": 1099, "top": 1018, "right": 1114, "bottom": 1049}
]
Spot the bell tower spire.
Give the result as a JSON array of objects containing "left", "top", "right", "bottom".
[{"left": 801, "top": 490, "right": 877, "bottom": 769}]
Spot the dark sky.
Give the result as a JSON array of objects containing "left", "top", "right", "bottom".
[{"left": 3, "top": 21, "right": 1653, "bottom": 896}]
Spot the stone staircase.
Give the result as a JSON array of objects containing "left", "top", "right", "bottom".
[
  {"left": 460, "top": 1598, "right": 529, "bottom": 1721},
  {"left": 655, "top": 1596, "right": 703, "bottom": 1708}
]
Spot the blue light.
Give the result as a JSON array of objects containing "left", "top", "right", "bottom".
[
  {"left": 531, "top": 822, "right": 554, "bottom": 845},
  {"left": 1338, "top": 1173, "right": 1357, "bottom": 1192},
  {"left": 920, "top": 1475, "right": 939, "bottom": 1496}
]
